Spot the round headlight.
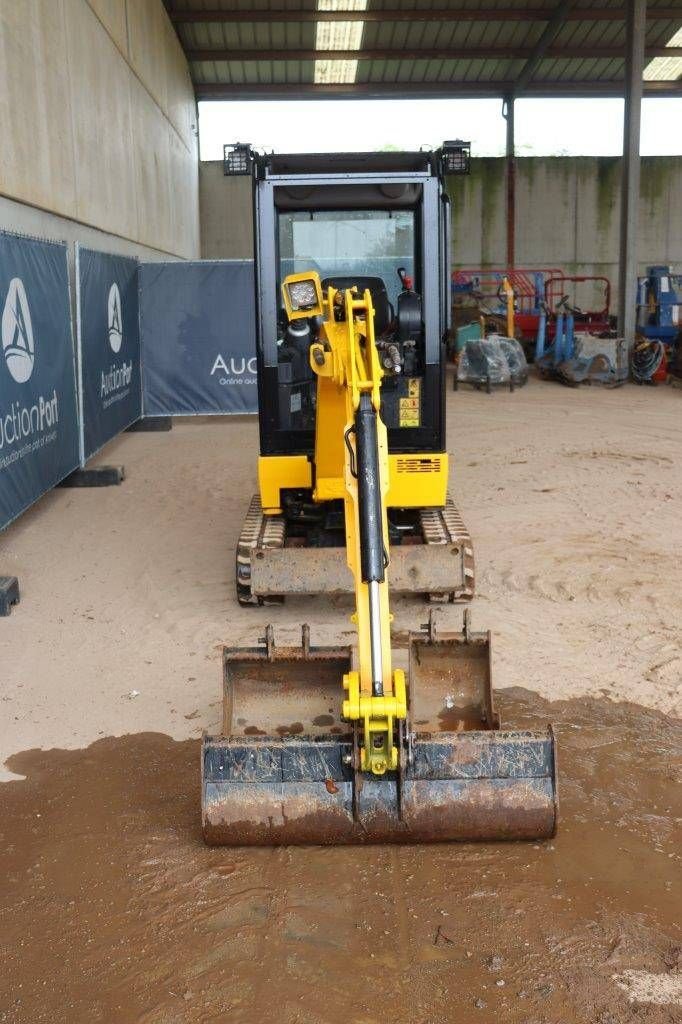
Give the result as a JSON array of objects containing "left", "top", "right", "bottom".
[{"left": 288, "top": 279, "right": 318, "bottom": 310}]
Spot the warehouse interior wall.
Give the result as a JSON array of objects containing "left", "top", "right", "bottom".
[
  {"left": 0, "top": 0, "right": 199, "bottom": 261},
  {"left": 199, "top": 164, "right": 254, "bottom": 261},
  {"left": 199, "top": 155, "right": 682, "bottom": 308},
  {"left": 449, "top": 156, "right": 682, "bottom": 307}
]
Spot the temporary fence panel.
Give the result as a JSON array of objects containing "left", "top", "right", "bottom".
[
  {"left": 0, "top": 231, "right": 79, "bottom": 530},
  {"left": 77, "top": 246, "right": 141, "bottom": 462},
  {"left": 140, "top": 260, "right": 257, "bottom": 417}
]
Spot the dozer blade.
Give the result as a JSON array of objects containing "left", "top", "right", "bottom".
[
  {"left": 236, "top": 493, "right": 475, "bottom": 606},
  {"left": 202, "top": 620, "right": 557, "bottom": 846}
]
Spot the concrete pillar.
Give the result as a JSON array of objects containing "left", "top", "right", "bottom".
[
  {"left": 504, "top": 94, "right": 515, "bottom": 269},
  {"left": 618, "top": 0, "right": 646, "bottom": 344}
]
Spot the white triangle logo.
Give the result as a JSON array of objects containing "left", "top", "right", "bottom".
[
  {"left": 2, "top": 277, "right": 35, "bottom": 383},
  {"left": 108, "top": 282, "right": 123, "bottom": 353}
]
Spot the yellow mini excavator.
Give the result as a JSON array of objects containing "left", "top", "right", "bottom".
[
  {"left": 201, "top": 146, "right": 557, "bottom": 845},
  {"left": 234, "top": 146, "right": 474, "bottom": 606}
]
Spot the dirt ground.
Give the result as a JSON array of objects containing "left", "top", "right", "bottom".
[{"left": 0, "top": 377, "right": 680, "bottom": 1023}]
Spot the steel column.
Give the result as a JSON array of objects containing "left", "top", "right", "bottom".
[
  {"left": 617, "top": 0, "right": 646, "bottom": 347},
  {"left": 504, "top": 95, "right": 516, "bottom": 270}
]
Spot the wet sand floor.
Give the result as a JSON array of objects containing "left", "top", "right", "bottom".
[{"left": 1, "top": 691, "right": 680, "bottom": 1024}]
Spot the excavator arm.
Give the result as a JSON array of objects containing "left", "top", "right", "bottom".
[{"left": 305, "top": 278, "right": 406, "bottom": 775}]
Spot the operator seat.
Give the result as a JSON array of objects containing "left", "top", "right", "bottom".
[{"left": 321, "top": 276, "right": 393, "bottom": 335}]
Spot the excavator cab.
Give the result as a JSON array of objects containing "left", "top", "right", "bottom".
[
  {"left": 236, "top": 146, "right": 474, "bottom": 606},
  {"left": 202, "top": 145, "right": 558, "bottom": 846}
]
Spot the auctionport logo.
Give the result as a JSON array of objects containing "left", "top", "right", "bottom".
[
  {"left": 210, "top": 354, "right": 258, "bottom": 386},
  {"left": 2, "top": 277, "right": 35, "bottom": 383},
  {"left": 0, "top": 277, "right": 59, "bottom": 458},
  {"left": 108, "top": 282, "right": 123, "bottom": 354},
  {"left": 101, "top": 281, "right": 131, "bottom": 407}
]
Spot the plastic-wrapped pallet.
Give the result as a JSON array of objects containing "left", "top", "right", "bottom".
[
  {"left": 457, "top": 336, "right": 510, "bottom": 388},
  {"left": 495, "top": 335, "right": 529, "bottom": 387},
  {"left": 456, "top": 334, "right": 528, "bottom": 392}
]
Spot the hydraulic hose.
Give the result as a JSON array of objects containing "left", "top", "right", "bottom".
[{"left": 632, "top": 340, "right": 664, "bottom": 383}]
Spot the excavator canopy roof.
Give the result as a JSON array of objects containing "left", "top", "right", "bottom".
[{"left": 261, "top": 151, "right": 435, "bottom": 176}]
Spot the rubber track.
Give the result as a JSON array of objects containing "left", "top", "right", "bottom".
[
  {"left": 419, "top": 496, "right": 476, "bottom": 601},
  {"left": 236, "top": 495, "right": 286, "bottom": 606}
]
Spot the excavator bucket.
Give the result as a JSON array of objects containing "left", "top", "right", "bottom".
[{"left": 201, "top": 619, "right": 557, "bottom": 846}]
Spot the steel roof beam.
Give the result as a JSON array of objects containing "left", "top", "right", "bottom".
[
  {"left": 186, "top": 46, "right": 682, "bottom": 62},
  {"left": 169, "top": 6, "right": 682, "bottom": 24},
  {"left": 194, "top": 80, "right": 682, "bottom": 99},
  {"left": 512, "top": 0, "right": 574, "bottom": 97}
]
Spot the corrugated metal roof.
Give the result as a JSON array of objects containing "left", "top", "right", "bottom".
[{"left": 163, "top": 0, "right": 682, "bottom": 97}]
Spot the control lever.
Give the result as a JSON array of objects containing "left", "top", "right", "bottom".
[{"left": 397, "top": 267, "right": 413, "bottom": 292}]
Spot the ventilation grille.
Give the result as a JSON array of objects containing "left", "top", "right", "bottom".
[{"left": 396, "top": 457, "right": 442, "bottom": 474}]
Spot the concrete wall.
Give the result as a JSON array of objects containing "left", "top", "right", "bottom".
[
  {"left": 0, "top": 0, "right": 199, "bottom": 260},
  {"left": 448, "top": 156, "right": 682, "bottom": 306},
  {"left": 199, "top": 155, "right": 682, "bottom": 307},
  {"left": 199, "top": 163, "right": 253, "bottom": 260}
]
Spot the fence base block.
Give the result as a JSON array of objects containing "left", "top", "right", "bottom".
[
  {"left": 126, "top": 417, "right": 172, "bottom": 432},
  {"left": 58, "top": 466, "right": 125, "bottom": 488},
  {"left": 0, "top": 577, "right": 20, "bottom": 617}
]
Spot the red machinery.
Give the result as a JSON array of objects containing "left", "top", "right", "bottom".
[
  {"left": 542, "top": 275, "right": 612, "bottom": 339},
  {"left": 452, "top": 267, "right": 562, "bottom": 320},
  {"left": 452, "top": 268, "right": 612, "bottom": 345}
]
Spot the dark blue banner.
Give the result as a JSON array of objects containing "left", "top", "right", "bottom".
[
  {"left": 140, "top": 260, "right": 257, "bottom": 416},
  {"left": 77, "top": 247, "right": 141, "bottom": 461},
  {"left": 0, "top": 231, "right": 80, "bottom": 530}
]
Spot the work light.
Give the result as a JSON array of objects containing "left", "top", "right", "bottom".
[
  {"left": 287, "top": 279, "right": 318, "bottom": 311},
  {"left": 282, "top": 272, "right": 323, "bottom": 320},
  {"left": 223, "top": 143, "right": 254, "bottom": 176},
  {"left": 441, "top": 140, "right": 471, "bottom": 175}
]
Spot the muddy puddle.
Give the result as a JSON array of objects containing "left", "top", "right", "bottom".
[{"left": 1, "top": 691, "right": 680, "bottom": 1024}]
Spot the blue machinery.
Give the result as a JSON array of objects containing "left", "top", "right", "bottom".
[
  {"left": 534, "top": 301, "right": 575, "bottom": 364},
  {"left": 535, "top": 265, "right": 680, "bottom": 361},
  {"left": 636, "top": 266, "right": 681, "bottom": 345}
]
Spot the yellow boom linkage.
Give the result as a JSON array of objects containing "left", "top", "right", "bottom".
[{"left": 282, "top": 270, "right": 407, "bottom": 776}]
